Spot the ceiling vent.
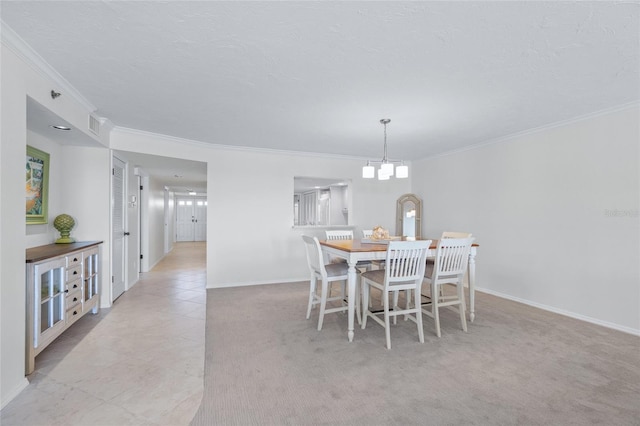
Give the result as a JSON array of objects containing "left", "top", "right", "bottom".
[{"left": 88, "top": 114, "right": 100, "bottom": 136}]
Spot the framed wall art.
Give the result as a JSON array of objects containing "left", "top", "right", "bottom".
[{"left": 26, "top": 145, "right": 50, "bottom": 224}]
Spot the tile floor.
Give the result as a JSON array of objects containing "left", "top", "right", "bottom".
[{"left": 1, "top": 242, "right": 206, "bottom": 426}]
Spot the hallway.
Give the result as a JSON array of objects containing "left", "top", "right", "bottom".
[{"left": 1, "top": 242, "right": 206, "bottom": 425}]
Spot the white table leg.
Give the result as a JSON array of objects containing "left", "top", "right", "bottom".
[
  {"left": 468, "top": 249, "right": 476, "bottom": 322},
  {"left": 347, "top": 260, "right": 358, "bottom": 342}
]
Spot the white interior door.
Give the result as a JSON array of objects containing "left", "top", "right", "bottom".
[
  {"left": 194, "top": 199, "right": 207, "bottom": 241},
  {"left": 176, "top": 197, "right": 207, "bottom": 241},
  {"left": 111, "top": 157, "right": 126, "bottom": 301},
  {"left": 176, "top": 198, "right": 195, "bottom": 241},
  {"left": 164, "top": 188, "right": 171, "bottom": 253}
]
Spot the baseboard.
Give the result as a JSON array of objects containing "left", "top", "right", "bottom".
[
  {"left": 1, "top": 377, "right": 29, "bottom": 410},
  {"left": 208, "top": 277, "right": 308, "bottom": 289},
  {"left": 126, "top": 276, "right": 140, "bottom": 290},
  {"left": 147, "top": 257, "right": 162, "bottom": 272},
  {"left": 477, "top": 287, "right": 640, "bottom": 336}
]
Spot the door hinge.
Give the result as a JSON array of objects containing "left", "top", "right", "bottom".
[
  {"left": 111, "top": 276, "right": 114, "bottom": 283},
  {"left": 140, "top": 185, "right": 143, "bottom": 190},
  {"left": 112, "top": 168, "right": 115, "bottom": 175},
  {"left": 140, "top": 254, "right": 143, "bottom": 259}
]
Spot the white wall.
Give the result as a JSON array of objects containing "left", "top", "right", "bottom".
[
  {"left": 1, "top": 44, "right": 30, "bottom": 408},
  {"left": 110, "top": 128, "right": 411, "bottom": 288},
  {"left": 209, "top": 150, "right": 407, "bottom": 286},
  {"left": 125, "top": 160, "right": 140, "bottom": 288},
  {"left": 1, "top": 43, "right": 110, "bottom": 408},
  {"left": 25, "top": 131, "right": 64, "bottom": 247},
  {"left": 165, "top": 190, "right": 175, "bottom": 252},
  {"left": 329, "top": 185, "right": 348, "bottom": 225},
  {"left": 146, "top": 175, "right": 168, "bottom": 269},
  {"left": 412, "top": 105, "right": 640, "bottom": 334},
  {"left": 62, "top": 146, "right": 111, "bottom": 306},
  {"left": 22, "top": 137, "right": 111, "bottom": 305}
]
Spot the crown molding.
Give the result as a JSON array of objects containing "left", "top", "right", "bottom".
[
  {"left": 111, "top": 126, "right": 379, "bottom": 162},
  {"left": 421, "top": 101, "right": 640, "bottom": 161},
  {"left": 1, "top": 20, "right": 97, "bottom": 113}
]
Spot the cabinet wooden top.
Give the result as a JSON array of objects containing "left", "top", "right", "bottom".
[{"left": 26, "top": 241, "right": 103, "bottom": 263}]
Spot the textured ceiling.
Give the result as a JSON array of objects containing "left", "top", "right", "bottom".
[{"left": 2, "top": 1, "right": 639, "bottom": 163}]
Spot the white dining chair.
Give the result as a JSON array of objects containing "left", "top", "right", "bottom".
[
  {"left": 325, "top": 230, "right": 353, "bottom": 240},
  {"left": 302, "top": 235, "right": 360, "bottom": 330},
  {"left": 325, "top": 230, "right": 373, "bottom": 270},
  {"left": 421, "top": 237, "right": 474, "bottom": 337},
  {"left": 361, "top": 240, "right": 431, "bottom": 349},
  {"left": 324, "top": 230, "right": 352, "bottom": 264},
  {"left": 361, "top": 229, "right": 384, "bottom": 265},
  {"left": 426, "top": 231, "right": 473, "bottom": 296},
  {"left": 361, "top": 229, "right": 386, "bottom": 306},
  {"left": 427, "top": 232, "right": 472, "bottom": 263},
  {"left": 441, "top": 231, "right": 473, "bottom": 239}
]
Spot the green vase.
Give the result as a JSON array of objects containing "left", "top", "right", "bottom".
[{"left": 54, "top": 214, "right": 76, "bottom": 244}]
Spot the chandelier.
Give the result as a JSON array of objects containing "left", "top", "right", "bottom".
[{"left": 362, "top": 119, "right": 408, "bottom": 180}]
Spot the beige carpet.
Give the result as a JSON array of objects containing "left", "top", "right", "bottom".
[{"left": 191, "top": 282, "right": 640, "bottom": 425}]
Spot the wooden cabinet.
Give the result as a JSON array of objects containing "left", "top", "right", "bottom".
[{"left": 25, "top": 241, "right": 102, "bottom": 375}]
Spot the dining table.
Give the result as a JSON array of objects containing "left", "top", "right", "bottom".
[{"left": 319, "top": 238, "right": 479, "bottom": 342}]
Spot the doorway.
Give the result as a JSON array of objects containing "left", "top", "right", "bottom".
[
  {"left": 176, "top": 196, "right": 207, "bottom": 242},
  {"left": 111, "top": 156, "right": 126, "bottom": 301}
]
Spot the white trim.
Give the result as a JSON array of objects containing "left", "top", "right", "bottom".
[
  {"left": 208, "top": 277, "right": 308, "bottom": 289},
  {"left": 476, "top": 287, "right": 640, "bottom": 337},
  {"left": 422, "top": 101, "right": 640, "bottom": 161},
  {"left": 127, "top": 276, "right": 140, "bottom": 290},
  {"left": 1, "top": 20, "right": 96, "bottom": 113},
  {"left": 139, "top": 175, "right": 151, "bottom": 273},
  {"left": 112, "top": 126, "right": 377, "bottom": 162},
  {"left": 1, "top": 378, "right": 29, "bottom": 410}
]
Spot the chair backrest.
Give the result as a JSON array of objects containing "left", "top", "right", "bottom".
[
  {"left": 384, "top": 240, "right": 432, "bottom": 289},
  {"left": 441, "top": 231, "right": 472, "bottom": 239},
  {"left": 433, "top": 237, "right": 474, "bottom": 280},
  {"left": 302, "top": 235, "right": 326, "bottom": 278},
  {"left": 325, "top": 230, "right": 354, "bottom": 240},
  {"left": 362, "top": 229, "right": 373, "bottom": 238}
]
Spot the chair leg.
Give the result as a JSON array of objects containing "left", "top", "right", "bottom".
[
  {"left": 306, "top": 276, "right": 316, "bottom": 319},
  {"left": 433, "top": 282, "right": 441, "bottom": 338},
  {"left": 458, "top": 283, "right": 468, "bottom": 332},
  {"left": 392, "top": 290, "right": 399, "bottom": 325},
  {"left": 361, "top": 280, "right": 370, "bottom": 329},
  {"left": 404, "top": 289, "right": 411, "bottom": 321},
  {"left": 318, "top": 279, "right": 329, "bottom": 331},
  {"left": 414, "top": 285, "right": 425, "bottom": 343},
  {"left": 355, "top": 278, "right": 362, "bottom": 326},
  {"left": 383, "top": 290, "right": 391, "bottom": 349},
  {"left": 365, "top": 264, "right": 374, "bottom": 308}
]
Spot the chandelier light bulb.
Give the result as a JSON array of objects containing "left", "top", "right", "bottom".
[
  {"left": 396, "top": 164, "right": 409, "bottom": 178},
  {"left": 380, "top": 162, "right": 394, "bottom": 177},
  {"left": 377, "top": 168, "right": 390, "bottom": 180},
  {"left": 362, "top": 165, "right": 375, "bottom": 178}
]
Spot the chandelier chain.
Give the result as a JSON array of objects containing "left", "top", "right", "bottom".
[{"left": 382, "top": 120, "right": 388, "bottom": 162}]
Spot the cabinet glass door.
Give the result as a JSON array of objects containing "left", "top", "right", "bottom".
[
  {"left": 36, "top": 261, "right": 65, "bottom": 339},
  {"left": 84, "top": 252, "right": 99, "bottom": 302}
]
